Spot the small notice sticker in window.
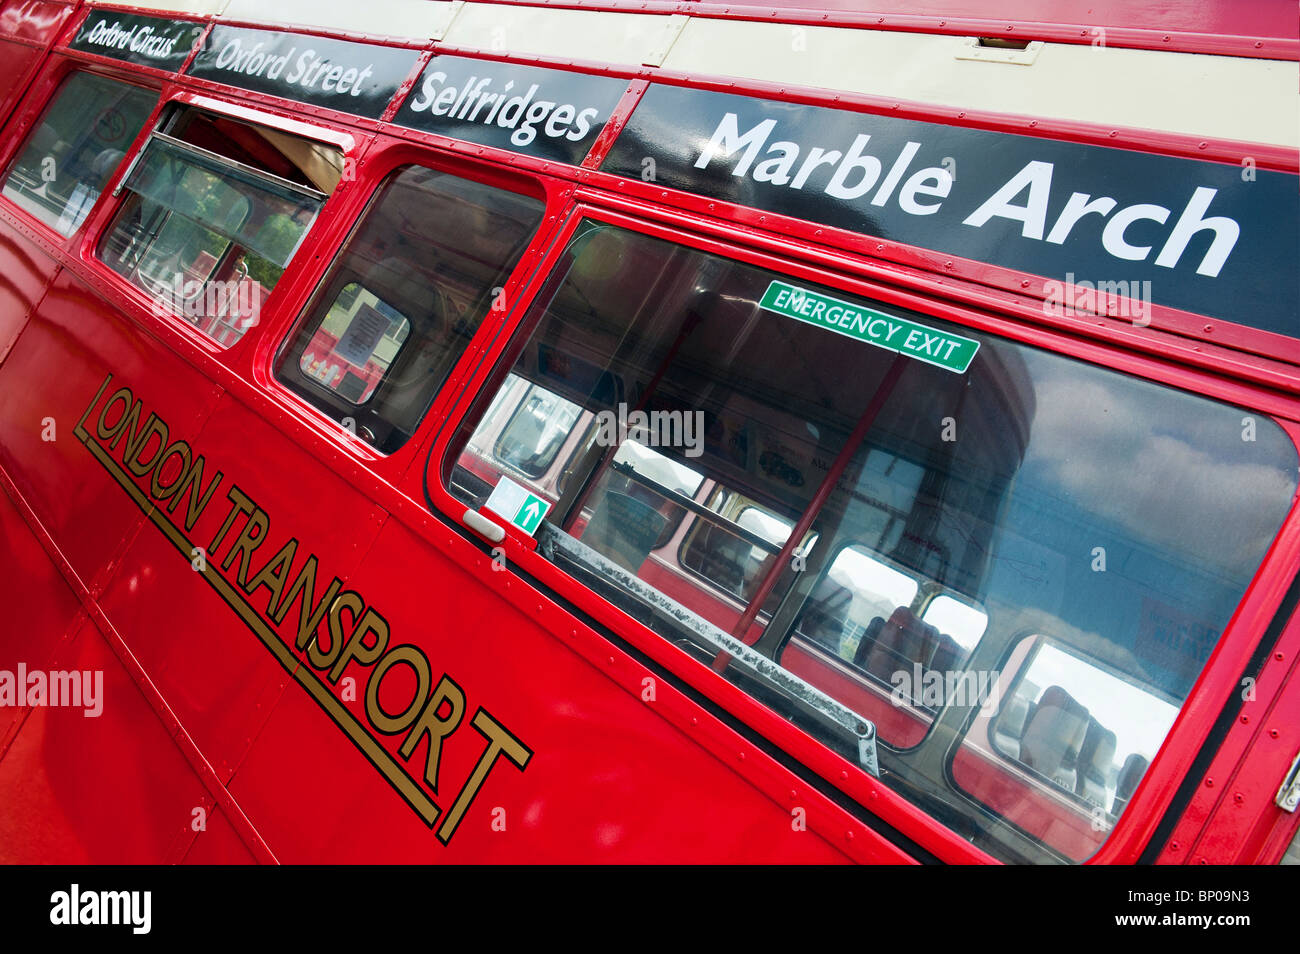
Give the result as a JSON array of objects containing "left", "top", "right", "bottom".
[
  {"left": 484, "top": 476, "right": 551, "bottom": 536},
  {"left": 334, "top": 303, "right": 390, "bottom": 367}
]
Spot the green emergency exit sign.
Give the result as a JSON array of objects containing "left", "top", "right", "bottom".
[
  {"left": 760, "top": 280, "right": 980, "bottom": 374},
  {"left": 513, "top": 493, "right": 549, "bottom": 534}
]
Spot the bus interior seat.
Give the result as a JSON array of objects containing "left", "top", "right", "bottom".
[
  {"left": 994, "top": 690, "right": 1033, "bottom": 760},
  {"left": 1112, "top": 753, "right": 1150, "bottom": 816},
  {"left": 1018, "top": 685, "right": 1089, "bottom": 788},
  {"left": 683, "top": 520, "right": 749, "bottom": 596},
  {"left": 1075, "top": 719, "right": 1117, "bottom": 807},
  {"left": 794, "top": 577, "right": 854, "bottom": 655},
  {"left": 856, "top": 606, "right": 940, "bottom": 686}
]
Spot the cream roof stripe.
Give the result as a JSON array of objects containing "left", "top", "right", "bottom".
[
  {"left": 221, "top": 0, "right": 463, "bottom": 42},
  {"left": 94, "top": 0, "right": 227, "bottom": 15},
  {"left": 657, "top": 19, "right": 1299, "bottom": 149}
]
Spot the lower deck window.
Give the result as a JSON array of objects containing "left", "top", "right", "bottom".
[
  {"left": 443, "top": 219, "right": 1298, "bottom": 863},
  {"left": 2, "top": 72, "right": 156, "bottom": 236},
  {"left": 274, "top": 165, "right": 545, "bottom": 453},
  {"left": 99, "top": 106, "right": 343, "bottom": 348}
]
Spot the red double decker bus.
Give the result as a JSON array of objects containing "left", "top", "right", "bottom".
[{"left": 0, "top": 0, "right": 1296, "bottom": 866}]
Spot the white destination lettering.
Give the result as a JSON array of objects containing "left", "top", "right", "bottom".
[{"left": 693, "top": 112, "right": 1241, "bottom": 277}]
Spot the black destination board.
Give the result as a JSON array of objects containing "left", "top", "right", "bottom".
[
  {"left": 602, "top": 84, "right": 1300, "bottom": 338},
  {"left": 70, "top": 9, "right": 202, "bottom": 70},
  {"left": 395, "top": 55, "right": 629, "bottom": 166},
  {"left": 187, "top": 26, "right": 420, "bottom": 120}
]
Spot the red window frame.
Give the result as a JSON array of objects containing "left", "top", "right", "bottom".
[{"left": 420, "top": 196, "right": 1300, "bottom": 864}]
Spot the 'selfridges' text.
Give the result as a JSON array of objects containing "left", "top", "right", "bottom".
[{"left": 407, "top": 72, "right": 601, "bottom": 146}]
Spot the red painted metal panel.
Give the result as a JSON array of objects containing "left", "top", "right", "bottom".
[
  {"left": 0, "top": 219, "right": 58, "bottom": 365},
  {"left": 0, "top": 271, "right": 223, "bottom": 587},
  {"left": 0, "top": 616, "right": 210, "bottom": 863},
  {"left": 0, "top": 0, "right": 1291, "bottom": 865},
  {"left": 0, "top": 0, "right": 73, "bottom": 46},
  {"left": 0, "top": 37, "right": 43, "bottom": 123},
  {"left": 1154, "top": 562, "right": 1300, "bottom": 863},
  {"left": 181, "top": 806, "right": 259, "bottom": 864},
  {"left": 0, "top": 483, "right": 82, "bottom": 748},
  {"left": 228, "top": 517, "right": 869, "bottom": 862},
  {"left": 93, "top": 389, "right": 388, "bottom": 783}
]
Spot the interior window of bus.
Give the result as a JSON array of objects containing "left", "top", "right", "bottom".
[
  {"left": 299, "top": 282, "right": 412, "bottom": 405},
  {"left": 495, "top": 383, "right": 585, "bottom": 478},
  {"left": 677, "top": 488, "right": 815, "bottom": 618},
  {"left": 983, "top": 639, "right": 1176, "bottom": 818},
  {"left": 275, "top": 165, "right": 545, "bottom": 453},
  {"left": 442, "top": 219, "right": 1298, "bottom": 864},
  {"left": 2, "top": 72, "right": 157, "bottom": 236},
  {"left": 98, "top": 106, "right": 343, "bottom": 348}
]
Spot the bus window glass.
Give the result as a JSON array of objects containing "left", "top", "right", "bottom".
[
  {"left": 276, "top": 165, "right": 544, "bottom": 453},
  {"left": 496, "top": 384, "right": 584, "bottom": 477},
  {"left": 442, "top": 219, "right": 1298, "bottom": 863},
  {"left": 678, "top": 489, "right": 814, "bottom": 617},
  {"left": 299, "top": 283, "right": 411, "bottom": 405},
  {"left": 1283, "top": 826, "right": 1300, "bottom": 866},
  {"left": 922, "top": 595, "right": 988, "bottom": 652},
  {"left": 986, "top": 639, "right": 1177, "bottom": 817},
  {"left": 2, "top": 72, "right": 156, "bottom": 236},
  {"left": 99, "top": 107, "right": 343, "bottom": 348}
]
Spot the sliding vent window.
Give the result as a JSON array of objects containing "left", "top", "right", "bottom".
[
  {"left": 99, "top": 107, "right": 344, "bottom": 348},
  {"left": 444, "top": 220, "right": 1298, "bottom": 864},
  {"left": 275, "top": 166, "right": 544, "bottom": 453},
  {"left": 3, "top": 73, "right": 156, "bottom": 236}
]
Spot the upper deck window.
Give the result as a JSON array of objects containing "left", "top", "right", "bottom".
[
  {"left": 2, "top": 72, "right": 156, "bottom": 236},
  {"left": 442, "top": 219, "right": 1298, "bottom": 863},
  {"left": 98, "top": 106, "right": 344, "bottom": 348}
]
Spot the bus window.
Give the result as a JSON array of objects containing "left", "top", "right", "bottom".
[
  {"left": 298, "top": 283, "right": 411, "bottom": 404},
  {"left": 1284, "top": 827, "right": 1300, "bottom": 866},
  {"left": 99, "top": 106, "right": 342, "bottom": 348},
  {"left": 2, "top": 72, "right": 156, "bottom": 236},
  {"left": 796, "top": 545, "right": 918, "bottom": 663},
  {"left": 789, "top": 545, "right": 987, "bottom": 746},
  {"left": 496, "top": 384, "right": 585, "bottom": 478},
  {"left": 985, "top": 640, "right": 1176, "bottom": 814},
  {"left": 921, "top": 595, "right": 988, "bottom": 651},
  {"left": 443, "top": 219, "right": 1298, "bottom": 863},
  {"left": 275, "top": 165, "right": 544, "bottom": 452},
  {"left": 678, "top": 489, "right": 815, "bottom": 616}
]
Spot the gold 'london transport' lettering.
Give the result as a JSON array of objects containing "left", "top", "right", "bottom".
[{"left": 73, "top": 373, "right": 531, "bottom": 843}]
